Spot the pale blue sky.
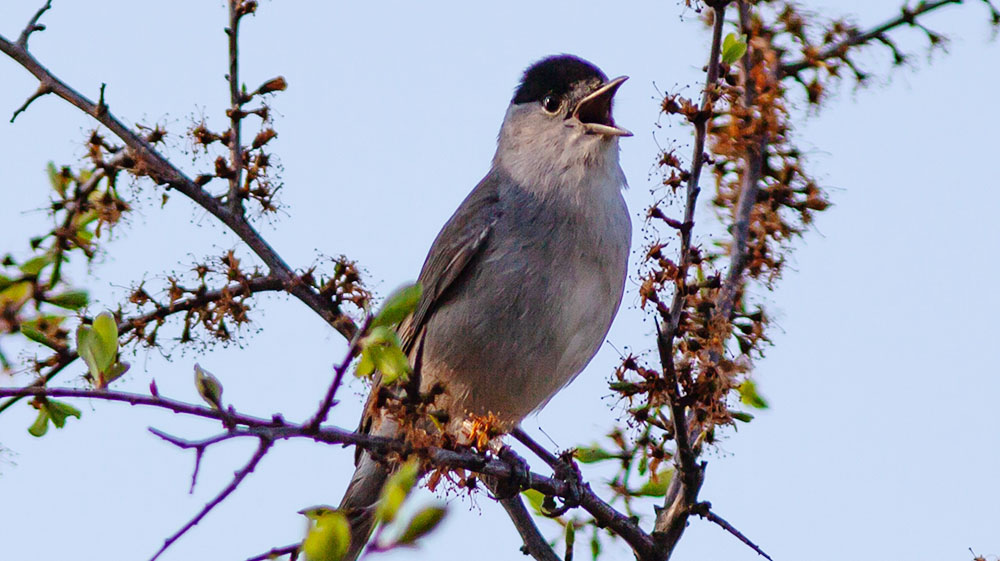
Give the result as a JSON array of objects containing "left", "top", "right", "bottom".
[{"left": 1, "top": 1, "right": 998, "bottom": 560}]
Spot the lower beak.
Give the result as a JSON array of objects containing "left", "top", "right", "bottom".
[{"left": 573, "top": 75, "right": 631, "bottom": 137}]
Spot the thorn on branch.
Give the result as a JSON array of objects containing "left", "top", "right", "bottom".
[
  {"left": 10, "top": 83, "right": 51, "bottom": 122},
  {"left": 96, "top": 83, "right": 108, "bottom": 117}
]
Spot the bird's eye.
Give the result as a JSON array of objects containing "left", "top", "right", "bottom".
[{"left": 541, "top": 94, "right": 560, "bottom": 114}]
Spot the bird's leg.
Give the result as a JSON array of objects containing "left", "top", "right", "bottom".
[
  {"left": 490, "top": 444, "right": 532, "bottom": 500},
  {"left": 536, "top": 450, "right": 582, "bottom": 517}
]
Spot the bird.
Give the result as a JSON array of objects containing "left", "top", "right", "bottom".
[{"left": 338, "top": 54, "right": 632, "bottom": 559}]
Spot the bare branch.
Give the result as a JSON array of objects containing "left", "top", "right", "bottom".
[
  {"left": 16, "top": 0, "right": 52, "bottom": 48},
  {"left": 148, "top": 428, "right": 244, "bottom": 493},
  {"left": 305, "top": 314, "right": 372, "bottom": 431},
  {"left": 0, "top": 27, "right": 359, "bottom": 341},
  {"left": 149, "top": 437, "right": 272, "bottom": 561},
  {"left": 779, "top": 0, "right": 963, "bottom": 78},
  {"left": 246, "top": 543, "right": 299, "bottom": 561},
  {"left": 0, "top": 275, "right": 285, "bottom": 414},
  {"left": 484, "top": 478, "right": 561, "bottom": 561},
  {"left": 692, "top": 502, "right": 772, "bottom": 561},
  {"left": 9, "top": 82, "right": 51, "bottom": 122},
  {"left": 226, "top": 0, "right": 247, "bottom": 214}
]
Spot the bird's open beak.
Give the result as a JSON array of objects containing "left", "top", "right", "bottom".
[{"left": 573, "top": 75, "right": 631, "bottom": 137}]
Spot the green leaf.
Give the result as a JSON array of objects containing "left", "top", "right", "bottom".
[
  {"left": 91, "top": 312, "right": 119, "bottom": 371},
  {"left": 194, "top": 363, "right": 224, "bottom": 410},
  {"left": 355, "top": 348, "right": 375, "bottom": 378},
  {"left": 376, "top": 460, "right": 419, "bottom": 524},
  {"left": 372, "top": 283, "right": 422, "bottom": 329},
  {"left": 28, "top": 409, "right": 50, "bottom": 437},
  {"left": 19, "top": 254, "right": 52, "bottom": 276},
  {"left": 590, "top": 526, "right": 602, "bottom": 561},
  {"left": 47, "top": 162, "right": 69, "bottom": 197},
  {"left": 722, "top": 33, "right": 748, "bottom": 65},
  {"left": 301, "top": 510, "right": 351, "bottom": 561},
  {"left": 77, "top": 325, "right": 101, "bottom": 380},
  {"left": 731, "top": 411, "right": 755, "bottom": 423},
  {"left": 396, "top": 505, "right": 447, "bottom": 545},
  {"left": 0, "top": 275, "right": 14, "bottom": 291},
  {"left": 372, "top": 345, "right": 411, "bottom": 385},
  {"left": 738, "top": 379, "right": 769, "bottom": 409},
  {"left": 19, "top": 318, "right": 59, "bottom": 348},
  {"left": 522, "top": 489, "right": 546, "bottom": 515},
  {"left": 564, "top": 522, "right": 576, "bottom": 560},
  {"left": 362, "top": 326, "right": 411, "bottom": 385},
  {"left": 47, "top": 290, "right": 89, "bottom": 310},
  {"left": 104, "top": 361, "right": 130, "bottom": 385},
  {"left": 574, "top": 445, "right": 617, "bottom": 464},
  {"left": 46, "top": 399, "right": 81, "bottom": 428},
  {"left": 634, "top": 470, "right": 673, "bottom": 497}
]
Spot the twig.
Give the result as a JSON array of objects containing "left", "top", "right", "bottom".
[
  {"left": 148, "top": 428, "right": 244, "bottom": 493},
  {"left": 305, "top": 314, "right": 372, "bottom": 431},
  {"left": 0, "top": 275, "right": 284, "bottom": 414},
  {"left": 511, "top": 428, "right": 560, "bottom": 469},
  {"left": 16, "top": 0, "right": 51, "bottom": 48},
  {"left": 651, "top": 2, "right": 729, "bottom": 551},
  {"left": 226, "top": 0, "right": 246, "bottom": 214},
  {"left": 9, "top": 83, "right": 51, "bottom": 122},
  {"left": 149, "top": 437, "right": 273, "bottom": 561},
  {"left": 0, "top": 7, "right": 359, "bottom": 342},
  {"left": 692, "top": 502, "right": 772, "bottom": 561},
  {"left": 779, "top": 0, "right": 963, "bottom": 77},
  {"left": 716, "top": 0, "right": 767, "bottom": 325},
  {"left": 0, "top": 384, "right": 656, "bottom": 557},
  {"left": 246, "top": 543, "right": 299, "bottom": 561},
  {"left": 484, "top": 478, "right": 561, "bottom": 561}
]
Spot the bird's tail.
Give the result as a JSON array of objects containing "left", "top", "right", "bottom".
[{"left": 339, "top": 417, "right": 398, "bottom": 561}]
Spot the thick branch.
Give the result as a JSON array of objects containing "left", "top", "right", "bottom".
[
  {"left": 0, "top": 384, "right": 654, "bottom": 556},
  {"left": 0, "top": 18, "right": 358, "bottom": 341},
  {"left": 779, "top": 0, "right": 962, "bottom": 77}
]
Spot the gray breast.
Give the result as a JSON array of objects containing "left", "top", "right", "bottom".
[{"left": 420, "top": 172, "right": 630, "bottom": 427}]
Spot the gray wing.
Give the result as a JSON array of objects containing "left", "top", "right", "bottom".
[
  {"left": 354, "top": 171, "right": 501, "bottom": 458},
  {"left": 398, "top": 171, "right": 501, "bottom": 353}
]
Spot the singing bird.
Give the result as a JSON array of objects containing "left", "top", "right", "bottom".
[{"left": 339, "top": 54, "right": 632, "bottom": 559}]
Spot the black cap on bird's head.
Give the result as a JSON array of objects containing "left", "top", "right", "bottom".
[{"left": 512, "top": 55, "right": 631, "bottom": 137}]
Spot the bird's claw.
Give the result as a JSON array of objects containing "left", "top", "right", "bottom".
[{"left": 491, "top": 445, "right": 531, "bottom": 500}]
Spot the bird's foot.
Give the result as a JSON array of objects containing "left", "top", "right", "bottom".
[{"left": 491, "top": 445, "right": 531, "bottom": 500}]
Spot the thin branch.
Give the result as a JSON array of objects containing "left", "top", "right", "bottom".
[
  {"left": 16, "top": 0, "right": 52, "bottom": 48},
  {"left": 226, "top": 0, "right": 246, "bottom": 214},
  {"left": 246, "top": 543, "right": 299, "bottom": 561},
  {"left": 779, "top": 0, "right": 963, "bottom": 77},
  {"left": 716, "top": 0, "right": 767, "bottom": 324},
  {"left": 149, "top": 437, "right": 273, "bottom": 561},
  {"left": 0, "top": 275, "right": 284, "bottom": 414},
  {"left": 0, "top": 17, "right": 359, "bottom": 341},
  {"left": 651, "top": 3, "right": 729, "bottom": 551},
  {"left": 0, "top": 384, "right": 656, "bottom": 557},
  {"left": 692, "top": 502, "right": 772, "bottom": 561},
  {"left": 484, "top": 478, "right": 561, "bottom": 561},
  {"left": 9, "top": 83, "right": 51, "bottom": 122},
  {"left": 148, "top": 427, "right": 243, "bottom": 493},
  {"left": 305, "top": 314, "right": 371, "bottom": 431}
]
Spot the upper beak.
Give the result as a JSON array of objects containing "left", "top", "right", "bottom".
[{"left": 573, "top": 75, "right": 631, "bottom": 137}]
